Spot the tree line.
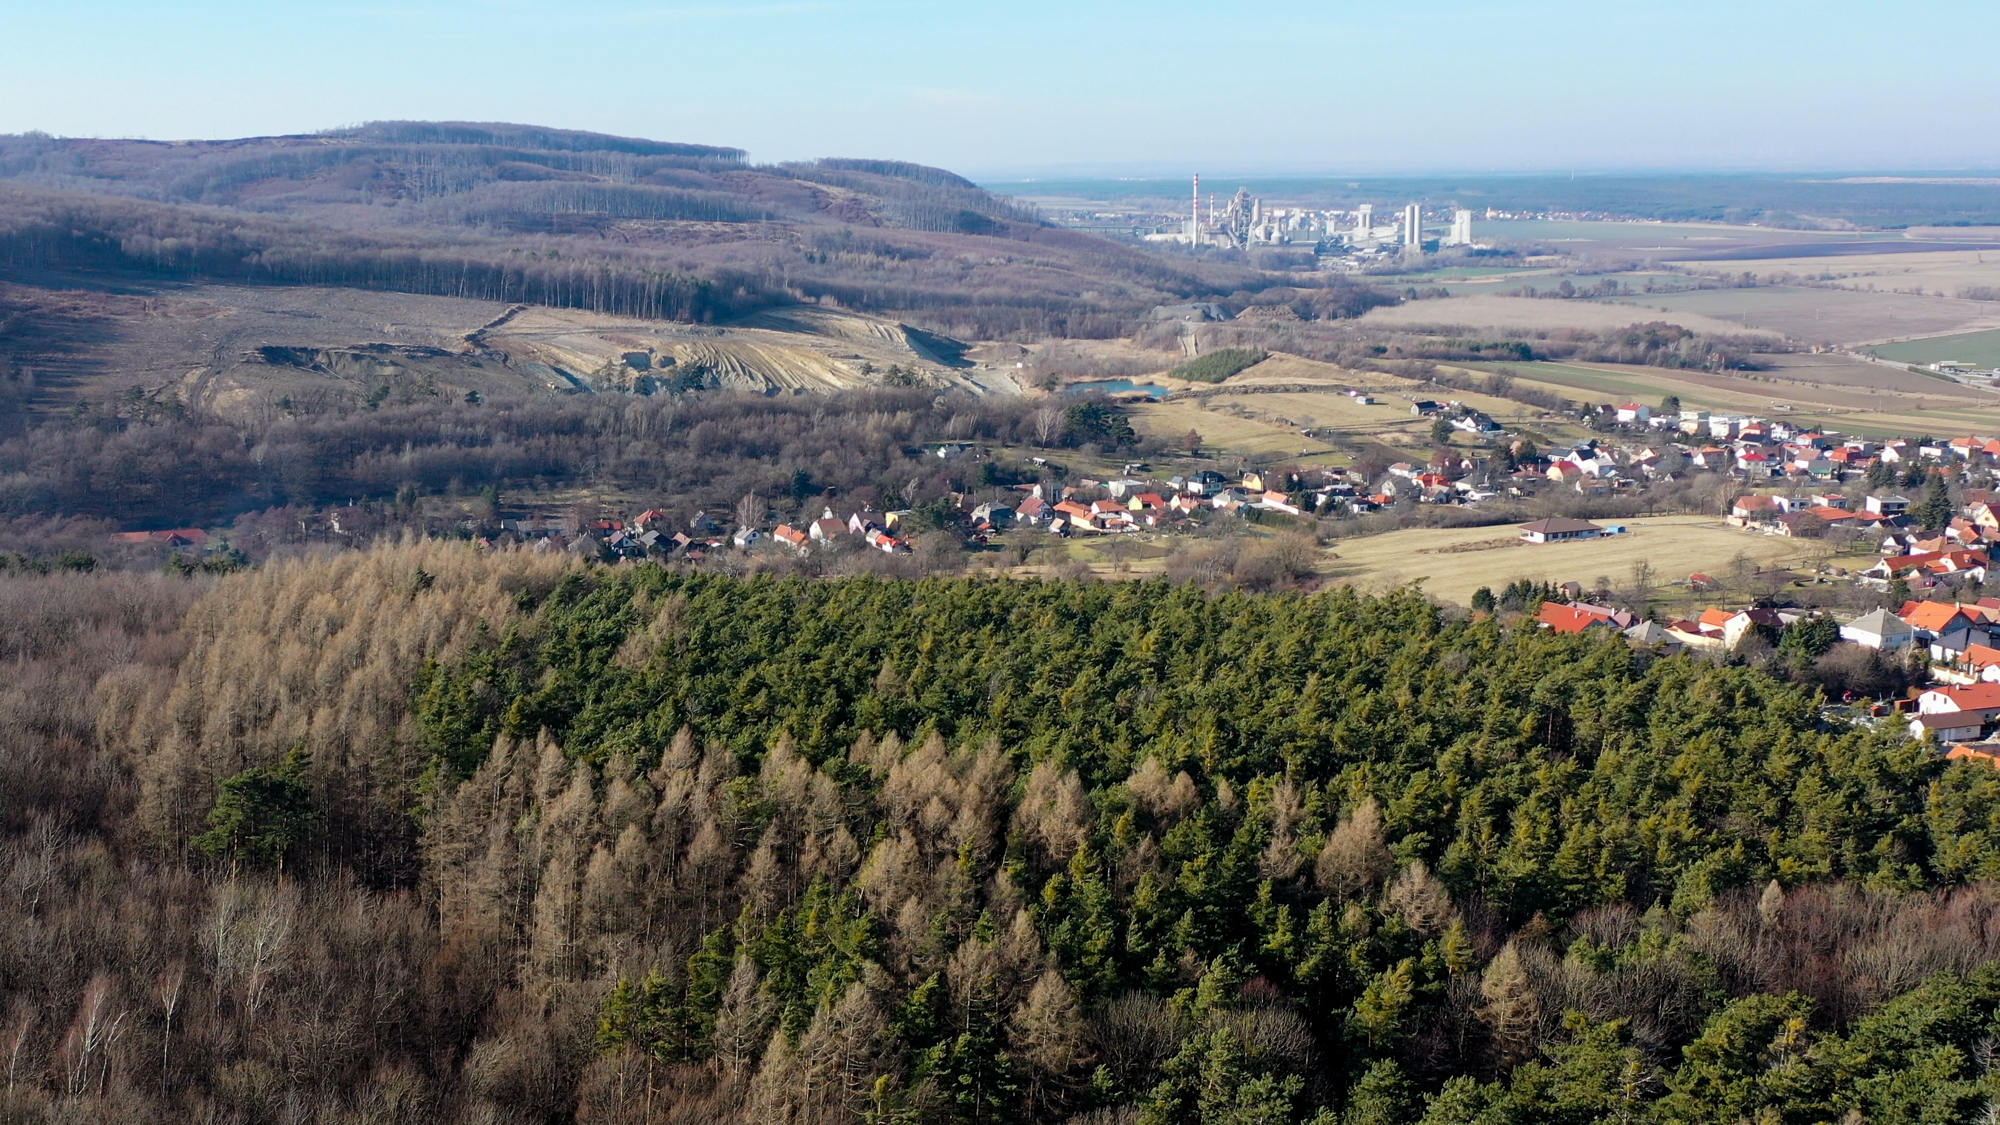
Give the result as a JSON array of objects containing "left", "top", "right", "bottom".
[
  {"left": 0, "top": 125, "right": 1286, "bottom": 342},
  {"left": 0, "top": 546, "right": 1977, "bottom": 1122},
  {"left": 0, "top": 386, "right": 1080, "bottom": 529}
]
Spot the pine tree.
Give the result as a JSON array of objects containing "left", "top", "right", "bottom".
[
  {"left": 192, "top": 746, "right": 317, "bottom": 874},
  {"left": 1919, "top": 469, "right": 1955, "bottom": 531},
  {"left": 1342, "top": 1059, "right": 1415, "bottom": 1125}
]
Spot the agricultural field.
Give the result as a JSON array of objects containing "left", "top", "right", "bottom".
[
  {"left": 1677, "top": 247, "right": 2000, "bottom": 302},
  {"left": 1359, "top": 293, "right": 1775, "bottom": 337},
  {"left": 1449, "top": 355, "right": 2000, "bottom": 437},
  {"left": 1600, "top": 284, "right": 2000, "bottom": 345},
  {"left": 1318, "top": 515, "right": 1824, "bottom": 607},
  {"left": 1866, "top": 328, "right": 2000, "bottom": 371},
  {"left": 1481, "top": 218, "right": 1905, "bottom": 256}
]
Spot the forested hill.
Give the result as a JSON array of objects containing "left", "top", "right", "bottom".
[
  {"left": 0, "top": 122, "right": 1264, "bottom": 338},
  {"left": 18, "top": 542, "right": 2000, "bottom": 1123}
]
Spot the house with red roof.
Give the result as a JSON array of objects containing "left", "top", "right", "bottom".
[
  {"left": 1695, "top": 608, "right": 1734, "bottom": 636},
  {"left": 111, "top": 528, "right": 209, "bottom": 549},
  {"left": 1535, "top": 602, "right": 1611, "bottom": 634},
  {"left": 1258, "top": 491, "right": 1302, "bottom": 515},
  {"left": 1900, "top": 601, "right": 1981, "bottom": 636},
  {"left": 1731, "top": 495, "right": 1781, "bottom": 523},
  {"left": 1052, "top": 500, "right": 1094, "bottom": 526},
  {"left": 1947, "top": 742, "right": 2000, "bottom": 768},
  {"left": 1090, "top": 499, "right": 1135, "bottom": 528},
  {"left": 1962, "top": 643, "right": 2000, "bottom": 682},
  {"left": 1918, "top": 682, "right": 2000, "bottom": 720},
  {"left": 1863, "top": 549, "right": 1991, "bottom": 589}
]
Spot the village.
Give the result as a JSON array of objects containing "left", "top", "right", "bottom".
[
  {"left": 106, "top": 380, "right": 2000, "bottom": 773},
  {"left": 401, "top": 391, "right": 2000, "bottom": 765}
]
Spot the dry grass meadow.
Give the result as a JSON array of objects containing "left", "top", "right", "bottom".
[
  {"left": 1002, "top": 514, "right": 1828, "bottom": 610},
  {"left": 1126, "top": 352, "right": 1574, "bottom": 460},
  {"left": 1318, "top": 514, "right": 1823, "bottom": 607}
]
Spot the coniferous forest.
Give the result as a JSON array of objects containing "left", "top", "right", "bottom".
[{"left": 7, "top": 541, "right": 2000, "bottom": 1124}]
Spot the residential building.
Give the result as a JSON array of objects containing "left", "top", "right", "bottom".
[
  {"left": 1518, "top": 517, "right": 1603, "bottom": 544},
  {"left": 1912, "top": 712, "right": 1987, "bottom": 743},
  {"left": 1840, "top": 609, "right": 1916, "bottom": 650}
]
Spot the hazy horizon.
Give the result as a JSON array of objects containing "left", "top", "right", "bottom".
[{"left": 8, "top": 1, "right": 1998, "bottom": 179}]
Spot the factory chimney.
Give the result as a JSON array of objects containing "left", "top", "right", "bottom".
[
  {"left": 1403, "top": 203, "right": 1422, "bottom": 248},
  {"left": 1189, "top": 174, "right": 1201, "bottom": 244}
]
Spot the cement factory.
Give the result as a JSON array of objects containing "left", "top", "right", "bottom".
[{"left": 1145, "top": 175, "right": 1481, "bottom": 254}]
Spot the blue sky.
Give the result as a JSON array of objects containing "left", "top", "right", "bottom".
[{"left": 4, "top": 0, "right": 1997, "bottom": 178}]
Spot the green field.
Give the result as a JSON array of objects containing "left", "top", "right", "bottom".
[{"left": 1865, "top": 328, "right": 2000, "bottom": 371}]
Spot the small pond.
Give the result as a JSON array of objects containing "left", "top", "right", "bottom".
[{"left": 1066, "top": 379, "right": 1169, "bottom": 399}]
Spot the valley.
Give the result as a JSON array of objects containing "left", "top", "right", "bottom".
[{"left": 10, "top": 119, "right": 2000, "bottom": 1125}]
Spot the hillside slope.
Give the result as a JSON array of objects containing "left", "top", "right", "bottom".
[
  {"left": 0, "top": 122, "right": 1260, "bottom": 340},
  {"left": 0, "top": 122, "right": 1281, "bottom": 415}
]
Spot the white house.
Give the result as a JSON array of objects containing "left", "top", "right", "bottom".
[
  {"left": 1840, "top": 608, "right": 1916, "bottom": 650},
  {"left": 1912, "top": 712, "right": 1986, "bottom": 743},
  {"left": 1518, "top": 517, "right": 1603, "bottom": 544}
]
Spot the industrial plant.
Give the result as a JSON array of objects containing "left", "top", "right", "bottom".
[{"left": 1147, "top": 174, "right": 1482, "bottom": 256}]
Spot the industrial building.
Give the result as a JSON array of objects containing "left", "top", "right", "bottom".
[{"left": 1145, "top": 175, "right": 1481, "bottom": 255}]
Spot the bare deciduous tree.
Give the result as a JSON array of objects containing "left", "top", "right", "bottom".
[{"left": 1316, "top": 797, "right": 1392, "bottom": 902}]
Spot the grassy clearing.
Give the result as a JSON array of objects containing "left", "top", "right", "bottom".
[
  {"left": 1319, "top": 515, "right": 1821, "bottom": 607},
  {"left": 1129, "top": 398, "right": 1344, "bottom": 460}
]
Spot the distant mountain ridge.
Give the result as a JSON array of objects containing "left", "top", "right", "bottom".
[{"left": 0, "top": 121, "right": 1258, "bottom": 339}]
